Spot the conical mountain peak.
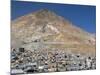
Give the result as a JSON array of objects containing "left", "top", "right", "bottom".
[
  {"left": 11, "top": 9, "right": 95, "bottom": 56},
  {"left": 37, "top": 9, "right": 53, "bottom": 13},
  {"left": 34, "top": 9, "right": 58, "bottom": 19},
  {"left": 35, "top": 9, "right": 55, "bottom": 15}
]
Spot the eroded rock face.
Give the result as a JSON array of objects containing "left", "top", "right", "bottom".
[{"left": 11, "top": 9, "right": 96, "bottom": 74}]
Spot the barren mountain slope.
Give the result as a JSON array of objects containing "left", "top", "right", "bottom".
[{"left": 11, "top": 9, "right": 96, "bottom": 56}]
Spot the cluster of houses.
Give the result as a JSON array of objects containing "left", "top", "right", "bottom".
[{"left": 11, "top": 48, "right": 96, "bottom": 74}]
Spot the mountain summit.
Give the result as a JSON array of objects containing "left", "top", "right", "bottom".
[
  {"left": 11, "top": 9, "right": 96, "bottom": 56},
  {"left": 34, "top": 9, "right": 56, "bottom": 17}
]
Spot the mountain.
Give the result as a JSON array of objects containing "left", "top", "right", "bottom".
[{"left": 11, "top": 9, "right": 96, "bottom": 56}]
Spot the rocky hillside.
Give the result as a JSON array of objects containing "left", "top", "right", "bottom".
[
  {"left": 11, "top": 9, "right": 96, "bottom": 74},
  {"left": 11, "top": 9, "right": 95, "bottom": 56}
]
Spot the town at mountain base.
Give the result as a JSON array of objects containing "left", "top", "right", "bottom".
[{"left": 11, "top": 9, "right": 96, "bottom": 74}]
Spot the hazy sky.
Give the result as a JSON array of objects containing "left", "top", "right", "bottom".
[{"left": 11, "top": 0, "right": 96, "bottom": 33}]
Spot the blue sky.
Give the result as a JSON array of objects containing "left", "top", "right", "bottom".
[{"left": 11, "top": 0, "right": 96, "bottom": 33}]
